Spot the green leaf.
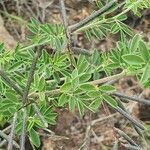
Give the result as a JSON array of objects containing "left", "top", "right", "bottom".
[
  {"left": 77, "top": 59, "right": 89, "bottom": 74},
  {"left": 122, "top": 54, "right": 145, "bottom": 65},
  {"left": 77, "top": 100, "right": 85, "bottom": 116},
  {"left": 8, "top": 62, "right": 22, "bottom": 72},
  {"left": 60, "top": 82, "right": 72, "bottom": 92},
  {"left": 5, "top": 92, "right": 17, "bottom": 101},
  {"left": 129, "top": 34, "right": 140, "bottom": 52},
  {"left": 103, "top": 95, "right": 118, "bottom": 108},
  {"left": 27, "top": 120, "right": 34, "bottom": 131},
  {"left": 0, "top": 43, "right": 4, "bottom": 53},
  {"left": 34, "top": 74, "right": 39, "bottom": 88},
  {"left": 139, "top": 41, "right": 150, "bottom": 62},
  {"left": 72, "top": 77, "right": 79, "bottom": 89},
  {"left": 99, "top": 85, "right": 115, "bottom": 93},
  {"left": 29, "top": 128, "right": 41, "bottom": 148},
  {"left": 53, "top": 72, "right": 60, "bottom": 83},
  {"left": 80, "top": 83, "right": 96, "bottom": 92},
  {"left": 111, "top": 24, "right": 119, "bottom": 34},
  {"left": 58, "top": 94, "right": 67, "bottom": 106},
  {"left": 87, "top": 91, "right": 100, "bottom": 98},
  {"left": 38, "top": 76, "right": 45, "bottom": 91},
  {"left": 71, "top": 69, "right": 78, "bottom": 79},
  {"left": 79, "top": 73, "right": 91, "bottom": 83},
  {"left": 69, "top": 96, "right": 76, "bottom": 112},
  {"left": 89, "top": 97, "right": 103, "bottom": 112},
  {"left": 140, "top": 64, "right": 150, "bottom": 84}
]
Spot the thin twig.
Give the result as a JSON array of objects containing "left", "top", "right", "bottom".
[
  {"left": 68, "top": 0, "right": 117, "bottom": 32},
  {"left": 8, "top": 112, "right": 18, "bottom": 150}
]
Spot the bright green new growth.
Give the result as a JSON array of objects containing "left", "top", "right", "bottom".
[{"left": 0, "top": 0, "right": 150, "bottom": 149}]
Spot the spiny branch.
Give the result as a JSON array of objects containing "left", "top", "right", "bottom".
[
  {"left": 0, "top": 68, "right": 47, "bottom": 132},
  {"left": 20, "top": 48, "right": 41, "bottom": 150},
  {"left": 117, "top": 100, "right": 142, "bottom": 136},
  {"left": 20, "top": 109, "right": 27, "bottom": 150},
  {"left": 0, "top": 130, "right": 20, "bottom": 149},
  {"left": 0, "top": 69, "right": 23, "bottom": 96},
  {"left": 114, "top": 128, "right": 139, "bottom": 147},
  {"left": 68, "top": 0, "right": 117, "bottom": 32},
  {"left": 113, "top": 92, "right": 150, "bottom": 105},
  {"left": 59, "top": 0, "right": 76, "bottom": 67},
  {"left": 22, "top": 48, "right": 41, "bottom": 104},
  {"left": 114, "top": 107, "right": 145, "bottom": 130},
  {"left": 8, "top": 112, "right": 18, "bottom": 150}
]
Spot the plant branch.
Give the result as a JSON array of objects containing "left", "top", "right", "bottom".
[
  {"left": 68, "top": 0, "right": 117, "bottom": 32},
  {"left": 8, "top": 112, "right": 18, "bottom": 150},
  {"left": 22, "top": 48, "right": 41, "bottom": 104},
  {"left": 0, "top": 69, "right": 23, "bottom": 96},
  {"left": 114, "top": 128, "right": 139, "bottom": 147},
  {"left": 113, "top": 92, "right": 150, "bottom": 105},
  {"left": 89, "top": 70, "right": 126, "bottom": 85},
  {"left": 0, "top": 69, "right": 48, "bottom": 135},
  {"left": 117, "top": 100, "right": 142, "bottom": 136},
  {"left": 20, "top": 108, "right": 27, "bottom": 150},
  {"left": 20, "top": 48, "right": 41, "bottom": 150},
  {"left": 114, "top": 107, "right": 145, "bottom": 130},
  {"left": 59, "top": 0, "right": 76, "bottom": 67}
]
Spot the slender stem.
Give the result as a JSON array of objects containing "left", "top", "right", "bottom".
[
  {"left": 68, "top": 0, "right": 117, "bottom": 32},
  {"left": 113, "top": 92, "right": 150, "bottom": 105},
  {"left": 8, "top": 113, "right": 18, "bottom": 150}
]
